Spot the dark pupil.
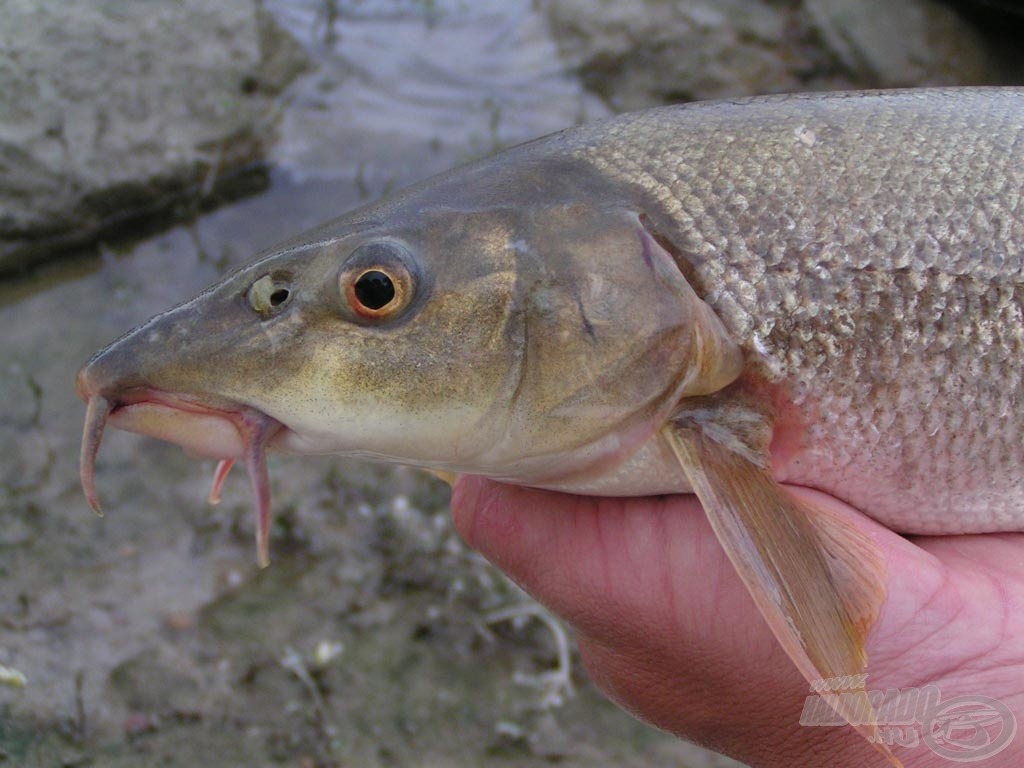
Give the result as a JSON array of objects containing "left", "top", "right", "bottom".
[
  {"left": 354, "top": 270, "right": 395, "bottom": 310},
  {"left": 269, "top": 288, "right": 290, "bottom": 307}
]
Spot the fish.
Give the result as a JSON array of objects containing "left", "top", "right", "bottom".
[{"left": 77, "top": 88, "right": 1024, "bottom": 766}]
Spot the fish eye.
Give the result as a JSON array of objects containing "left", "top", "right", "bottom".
[
  {"left": 339, "top": 240, "right": 417, "bottom": 321},
  {"left": 353, "top": 270, "right": 396, "bottom": 310},
  {"left": 248, "top": 274, "right": 293, "bottom": 317}
]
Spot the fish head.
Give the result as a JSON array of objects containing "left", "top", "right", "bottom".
[
  {"left": 78, "top": 153, "right": 742, "bottom": 512},
  {"left": 76, "top": 212, "right": 520, "bottom": 471}
]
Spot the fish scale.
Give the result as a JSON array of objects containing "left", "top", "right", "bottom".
[{"left": 570, "top": 89, "right": 1024, "bottom": 534}]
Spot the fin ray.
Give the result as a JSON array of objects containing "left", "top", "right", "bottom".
[{"left": 663, "top": 421, "right": 899, "bottom": 766}]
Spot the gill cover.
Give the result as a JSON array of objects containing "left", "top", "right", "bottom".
[{"left": 456, "top": 202, "right": 742, "bottom": 485}]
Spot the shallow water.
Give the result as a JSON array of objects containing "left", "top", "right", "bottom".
[{"left": 0, "top": 2, "right": 736, "bottom": 766}]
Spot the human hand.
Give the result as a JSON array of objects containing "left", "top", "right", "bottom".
[{"left": 451, "top": 476, "right": 1024, "bottom": 767}]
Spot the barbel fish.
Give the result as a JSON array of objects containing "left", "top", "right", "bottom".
[{"left": 77, "top": 88, "right": 1024, "bottom": 765}]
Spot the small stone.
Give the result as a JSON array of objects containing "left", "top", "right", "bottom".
[
  {"left": 312, "top": 639, "right": 344, "bottom": 668},
  {"left": 123, "top": 711, "right": 158, "bottom": 737},
  {"left": 163, "top": 612, "right": 194, "bottom": 632},
  {"left": 0, "top": 665, "right": 27, "bottom": 688}
]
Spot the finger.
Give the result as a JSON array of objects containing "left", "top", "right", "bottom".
[
  {"left": 451, "top": 475, "right": 787, "bottom": 675},
  {"left": 574, "top": 632, "right": 882, "bottom": 767}
]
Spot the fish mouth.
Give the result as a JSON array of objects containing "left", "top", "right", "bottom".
[{"left": 79, "top": 387, "right": 284, "bottom": 567}]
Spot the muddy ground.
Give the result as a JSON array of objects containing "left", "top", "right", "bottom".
[{"left": 1, "top": 1, "right": 1020, "bottom": 766}]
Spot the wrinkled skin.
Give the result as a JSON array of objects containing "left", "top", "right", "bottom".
[{"left": 453, "top": 478, "right": 1024, "bottom": 768}]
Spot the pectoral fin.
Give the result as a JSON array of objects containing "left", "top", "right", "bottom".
[
  {"left": 424, "top": 468, "right": 457, "bottom": 487},
  {"left": 663, "top": 420, "right": 900, "bottom": 767}
]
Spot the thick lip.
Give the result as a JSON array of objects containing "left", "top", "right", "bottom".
[
  {"left": 102, "top": 389, "right": 269, "bottom": 457},
  {"left": 79, "top": 387, "right": 284, "bottom": 567}
]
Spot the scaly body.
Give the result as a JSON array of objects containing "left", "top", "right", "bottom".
[{"left": 562, "top": 89, "right": 1024, "bottom": 533}]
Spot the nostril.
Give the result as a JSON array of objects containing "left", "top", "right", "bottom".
[
  {"left": 269, "top": 288, "right": 290, "bottom": 307},
  {"left": 248, "top": 275, "right": 292, "bottom": 316}
]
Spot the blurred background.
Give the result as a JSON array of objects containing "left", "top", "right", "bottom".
[{"left": 1, "top": 1, "right": 1022, "bottom": 765}]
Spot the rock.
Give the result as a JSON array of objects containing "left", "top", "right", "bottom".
[
  {"left": 0, "top": 364, "right": 50, "bottom": 495},
  {"left": 107, "top": 646, "right": 206, "bottom": 718},
  {"left": 0, "top": 0, "right": 309, "bottom": 274},
  {"left": 544, "top": 0, "right": 796, "bottom": 110},
  {"left": 542, "top": 0, "right": 1004, "bottom": 112},
  {"left": 804, "top": 0, "right": 993, "bottom": 86},
  {"left": 0, "top": 363, "right": 40, "bottom": 430}
]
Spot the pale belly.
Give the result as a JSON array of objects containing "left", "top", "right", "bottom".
[
  {"left": 773, "top": 424, "right": 1024, "bottom": 535},
  {"left": 530, "top": 418, "right": 1024, "bottom": 536}
]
